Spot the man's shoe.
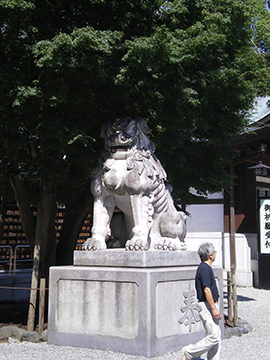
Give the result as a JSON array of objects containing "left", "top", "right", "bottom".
[{"left": 181, "top": 347, "right": 189, "bottom": 360}]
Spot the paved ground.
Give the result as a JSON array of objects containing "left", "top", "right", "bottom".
[{"left": 0, "top": 286, "right": 269, "bottom": 360}]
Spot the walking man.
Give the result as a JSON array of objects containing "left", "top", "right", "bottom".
[{"left": 182, "top": 242, "right": 221, "bottom": 360}]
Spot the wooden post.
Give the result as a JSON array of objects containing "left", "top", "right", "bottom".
[
  {"left": 227, "top": 271, "right": 233, "bottom": 323},
  {"left": 27, "top": 177, "right": 43, "bottom": 331},
  {"left": 229, "top": 164, "right": 238, "bottom": 325},
  {"left": 232, "top": 272, "right": 238, "bottom": 324},
  {"left": 38, "top": 278, "right": 46, "bottom": 335}
]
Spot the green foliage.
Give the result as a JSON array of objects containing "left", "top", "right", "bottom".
[
  {"left": 0, "top": 0, "right": 35, "bottom": 14},
  {"left": 250, "top": 0, "right": 270, "bottom": 52},
  {"left": 246, "top": 0, "right": 270, "bottom": 95}
]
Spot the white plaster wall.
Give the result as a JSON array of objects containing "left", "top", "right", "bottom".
[
  {"left": 244, "top": 233, "right": 258, "bottom": 259},
  {"left": 186, "top": 204, "right": 224, "bottom": 233},
  {"left": 223, "top": 234, "right": 253, "bottom": 287},
  {"left": 223, "top": 233, "right": 251, "bottom": 271},
  {"left": 185, "top": 232, "right": 223, "bottom": 268}
]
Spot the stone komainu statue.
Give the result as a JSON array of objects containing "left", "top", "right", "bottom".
[{"left": 83, "top": 117, "right": 187, "bottom": 251}]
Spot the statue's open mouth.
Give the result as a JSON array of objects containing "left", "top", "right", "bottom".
[
  {"left": 110, "top": 145, "right": 132, "bottom": 153},
  {"left": 108, "top": 135, "right": 134, "bottom": 149}
]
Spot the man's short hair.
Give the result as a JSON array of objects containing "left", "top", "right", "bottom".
[{"left": 198, "top": 242, "right": 215, "bottom": 262}]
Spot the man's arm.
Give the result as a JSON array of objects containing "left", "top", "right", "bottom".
[{"left": 204, "top": 287, "right": 221, "bottom": 320}]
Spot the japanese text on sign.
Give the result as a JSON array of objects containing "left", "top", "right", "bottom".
[{"left": 259, "top": 199, "right": 270, "bottom": 254}]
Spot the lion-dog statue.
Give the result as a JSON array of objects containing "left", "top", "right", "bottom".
[{"left": 83, "top": 117, "right": 187, "bottom": 251}]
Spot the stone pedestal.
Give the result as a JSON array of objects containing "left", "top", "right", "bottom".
[{"left": 48, "top": 250, "right": 223, "bottom": 357}]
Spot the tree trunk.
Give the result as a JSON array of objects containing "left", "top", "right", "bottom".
[
  {"left": 4, "top": 122, "right": 36, "bottom": 250},
  {"left": 39, "top": 177, "right": 57, "bottom": 279},
  {"left": 56, "top": 187, "right": 93, "bottom": 265},
  {"left": 8, "top": 163, "right": 36, "bottom": 251},
  {"left": 0, "top": 174, "right": 8, "bottom": 242}
]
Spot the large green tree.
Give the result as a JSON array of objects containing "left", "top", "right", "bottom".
[{"left": 0, "top": 0, "right": 266, "bottom": 275}]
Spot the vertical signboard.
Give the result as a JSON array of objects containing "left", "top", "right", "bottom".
[
  {"left": 258, "top": 197, "right": 270, "bottom": 289},
  {"left": 259, "top": 198, "right": 270, "bottom": 254}
]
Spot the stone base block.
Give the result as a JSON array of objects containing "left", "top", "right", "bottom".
[{"left": 48, "top": 250, "right": 223, "bottom": 357}]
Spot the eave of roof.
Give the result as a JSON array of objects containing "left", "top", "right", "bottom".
[
  {"left": 247, "top": 96, "right": 270, "bottom": 127},
  {"left": 229, "top": 97, "right": 270, "bottom": 147},
  {"left": 228, "top": 125, "right": 270, "bottom": 147}
]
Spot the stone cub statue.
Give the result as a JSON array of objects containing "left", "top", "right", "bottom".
[{"left": 83, "top": 117, "right": 187, "bottom": 251}]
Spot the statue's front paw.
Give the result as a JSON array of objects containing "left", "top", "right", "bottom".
[
  {"left": 154, "top": 239, "right": 175, "bottom": 251},
  {"left": 153, "top": 238, "right": 186, "bottom": 251},
  {"left": 125, "top": 238, "right": 149, "bottom": 251},
  {"left": 82, "top": 238, "right": 107, "bottom": 251}
]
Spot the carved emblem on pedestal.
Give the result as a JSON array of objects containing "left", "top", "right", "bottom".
[{"left": 179, "top": 284, "right": 200, "bottom": 332}]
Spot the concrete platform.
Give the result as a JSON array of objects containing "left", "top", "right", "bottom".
[{"left": 48, "top": 250, "right": 223, "bottom": 357}]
